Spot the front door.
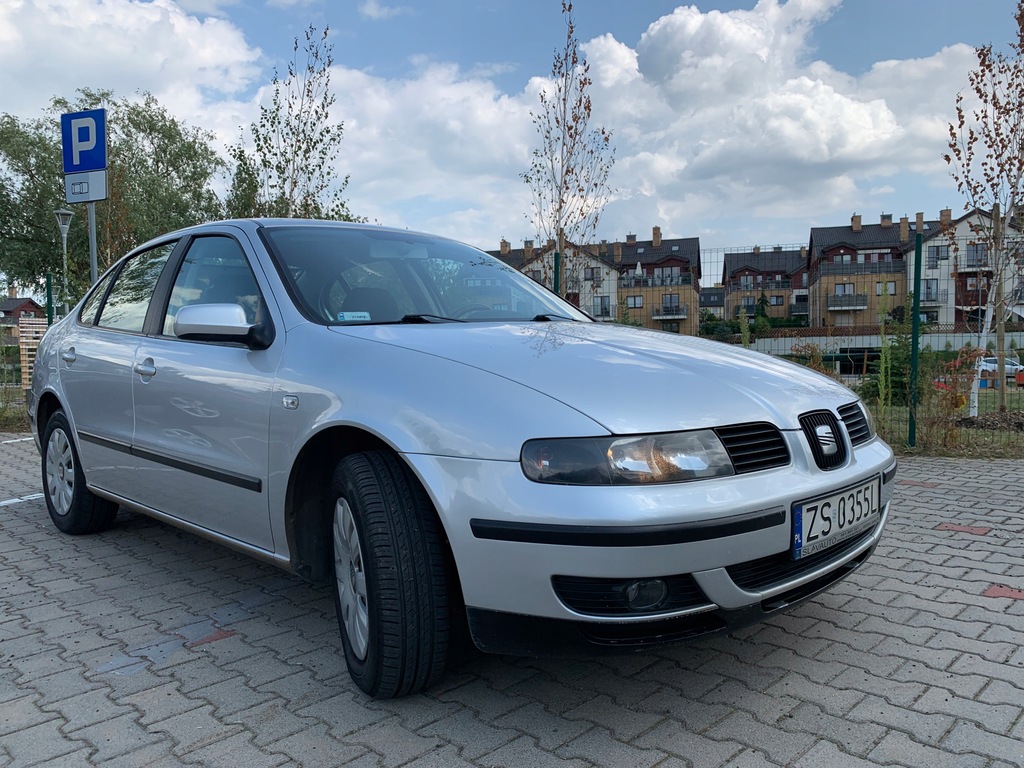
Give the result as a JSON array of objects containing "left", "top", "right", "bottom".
[{"left": 128, "top": 232, "right": 279, "bottom": 550}]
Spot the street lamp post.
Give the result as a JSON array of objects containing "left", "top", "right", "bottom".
[{"left": 54, "top": 208, "right": 73, "bottom": 315}]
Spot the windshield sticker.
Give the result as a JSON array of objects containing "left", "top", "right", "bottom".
[{"left": 337, "top": 311, "right": 371, "bottom": 321}]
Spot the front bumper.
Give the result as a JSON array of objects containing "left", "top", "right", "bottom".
[{"left": 404, "top": 436, "right": 896, "bottom": 652}]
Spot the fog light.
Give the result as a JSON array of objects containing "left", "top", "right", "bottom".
[{"left": 625, "top": 579, "right": 668, "bottom": 611}]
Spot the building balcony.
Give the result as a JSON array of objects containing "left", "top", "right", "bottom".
[
  {"left": 918, "top": 289, "right": 949, "bottom": 306},
  {"left": 827, "top": 294, "right": 869, "bottom": 310},
  {"left": 727, "top": 279, "right": 792, "bottom": 291},
  {"left": 652, "top": 304, "right": 689, "bottom": 320},
  {"left": 819, "top": 262, "right": 905, "bottom": 276},
  {"left": 618, "top": 274, "right": 693, "bottom": 289},
  {"left": 790, "top": 302, "right": 809, "bottom": 315}
]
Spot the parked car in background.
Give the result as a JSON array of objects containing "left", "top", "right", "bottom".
[
  {"left": 30, "top": 219, "right": 897, "bottom": 698},
  {"left": 979, "top": 356, "right": 1023, "bottom": 378}
]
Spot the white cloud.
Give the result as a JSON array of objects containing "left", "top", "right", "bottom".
[
  {"left": 0, "top": 0, "right": 261, "bottom": 121},
  {"left": 358, "top": 0, "right": 410, "bottom": 21}
]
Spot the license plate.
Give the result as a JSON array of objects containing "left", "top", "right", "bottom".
[{"left": 792, "top": 477, "right": 880, "bottom": 559}]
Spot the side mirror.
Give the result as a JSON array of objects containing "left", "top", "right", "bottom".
[{"left": 173, "top": 303, "right": 273, "bottom": 349}]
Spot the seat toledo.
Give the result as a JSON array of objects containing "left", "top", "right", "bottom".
[{"left": 30, "top": 219, "right": 896, "bottom": 698}]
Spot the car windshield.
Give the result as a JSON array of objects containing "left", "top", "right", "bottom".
[{"left": 260, "top": 225, "right": 591, "bottom": 326}]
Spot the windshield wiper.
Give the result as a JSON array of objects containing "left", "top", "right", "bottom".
[
  {"left": 400, "top": 314, "right": 465, "bottom": 324},
  {"left": 532, "top": 313, "right": 576, "bottom": 322}
]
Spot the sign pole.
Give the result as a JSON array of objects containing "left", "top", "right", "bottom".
[{"left": 87, "top": 203, "right": 99, "bottom": 284}]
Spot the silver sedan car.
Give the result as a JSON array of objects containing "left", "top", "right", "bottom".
[{"left": 30, "top": 219, "right": 896, "bottom": 698}]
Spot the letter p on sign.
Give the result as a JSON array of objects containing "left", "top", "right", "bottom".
[
  {"left": 61, "top": 108, "right": 107, "bottom": 174},
  {"left": 71, "top": 117, "right": 96, "bottom": 165}
]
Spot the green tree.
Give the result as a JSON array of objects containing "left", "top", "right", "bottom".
[
  {"left": 522, "top": 2, "right": 615, "bottom": 298},
  {"left": 615, "top": 297, "right": 642, "bottom": 327},
  {"left": 227, "top": 24, "right": 360, "bottom": 221},
  {"left": 0, "top": 89, "right": 224, "bottom": 301},
  {"left": 944, "top": 0, "right": 1024, "bottom": 413}
]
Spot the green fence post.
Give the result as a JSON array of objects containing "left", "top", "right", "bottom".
[
  {"left": 553, "top": 251, "right": 561, "bottom": 296},
  {"left": 908, "top": 233, "right": 923, "bottom": 447},
  {"left": 45, "top": 272, "right": 53, "bottom": 326}
]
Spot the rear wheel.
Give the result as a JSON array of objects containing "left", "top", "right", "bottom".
[
  {"left": 42, "top": 411, "right": 117, "bottom": 535},
  {"left": 330, "top": 451, "right": 450, "bottom": 698}
]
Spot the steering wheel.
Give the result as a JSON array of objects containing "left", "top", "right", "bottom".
[{"left": 451, "top": 303, "right": 492, "bottom": 319}]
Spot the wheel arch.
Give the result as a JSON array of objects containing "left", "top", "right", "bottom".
[
  {"left": 284, "top": 425, "right": 458, "bottom": 590},
  {"left": 35, "top": 391, "right": 64, "bottom": 442}
]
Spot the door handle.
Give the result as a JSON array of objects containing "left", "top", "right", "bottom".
[
  {"left": 134, "top": 360, "right": 157, "bottom": 377},
  {"left": 61, "top": 349, "right": 76, "bottom": 364}
]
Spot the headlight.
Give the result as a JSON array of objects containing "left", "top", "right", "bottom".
[{"left": 521, "top": 430, "right": 735, "bottom": 485}]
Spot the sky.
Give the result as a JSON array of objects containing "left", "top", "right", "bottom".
[{"left": 0, "top": 0, "right": 1019, "bottom": 281}]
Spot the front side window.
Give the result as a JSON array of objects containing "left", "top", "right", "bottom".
[
  {"left": 96, "top": 242, "right": 176, "bottom": 332},
  {"left": 163, "top": 236, "right": 263, "bottom": 336}
]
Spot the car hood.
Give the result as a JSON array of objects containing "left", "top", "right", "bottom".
[{"left": 329, "top": 322, "right": 856, "bottom": 434}]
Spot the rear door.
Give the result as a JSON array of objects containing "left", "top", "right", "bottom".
[{"left": 58, "top": 242, "right": 176, "bottom": 497}]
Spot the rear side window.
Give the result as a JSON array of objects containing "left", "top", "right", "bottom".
[
  {"left": 78, "top": 270, "right": 116, "bottom": 326},
  {"left": 96, "top": 242, "right": 176, "bottom": 332}
]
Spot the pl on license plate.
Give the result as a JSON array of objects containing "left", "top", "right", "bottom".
[{"left": 792, "top": 477, "right": 880, "bottom": 560}]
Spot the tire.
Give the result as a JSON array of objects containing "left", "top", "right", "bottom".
[
  {"left": 330, "top": 451, "right": 450, "bottom": 698},
  {"left": 41, "top": 410, "right": 118, "bottom": 535}
]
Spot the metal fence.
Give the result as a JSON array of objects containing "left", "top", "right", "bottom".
[{"left": 715, "top": 237, "right": 1024, "bottom": 457}]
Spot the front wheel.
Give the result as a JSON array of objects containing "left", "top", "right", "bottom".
[
  {"left": 42, "top": 411, "right": 118, "bottom": 535},
  {"left": 330, "top": 451, "right": 451, "bottom": 698}
]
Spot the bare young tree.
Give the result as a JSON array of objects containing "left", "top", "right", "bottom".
[
  {"left": 228, "top": 24, "right": 360, "bottom": 221},
  {"left": 522, "top": 2, "right": 615, "bottom": 301},
  {"left": 944, "top": 0, "right": 1024, "bottom": 413}
]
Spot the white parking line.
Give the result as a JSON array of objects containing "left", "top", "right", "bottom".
[
  {"left": 1, "top": 437, "right": 33, "bottom": 444},
  {"left": 0, "top": 493, "right": 44, "bottom": 507}
]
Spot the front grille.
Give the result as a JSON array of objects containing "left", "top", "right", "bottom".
[
  {"left": 799, "top": 410, "right": 847, "bottom": 470},
  {"left": 726, "top": 526, "right": 875, "bottom": 591},
  {"left": 714, "top": 422, "right": 790, "bottom": 474},
  {"left": 838, "top": 402, "right": 872, "bottom": 445},
  {"left": 552, "top": 573, "right": 708, "bottom": 616}
]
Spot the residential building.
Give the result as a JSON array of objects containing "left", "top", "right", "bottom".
[
  {"left": 490, "top": 226, "right": 702, "bottom": 335},
  {"left": 493, "top": 237, "right": 619, "bottom": 319},
  {"left": 699, "top": 286, "right": 725, "bottom": 319},
  {"left": 807, "top": 213, "right": 925, "bottom": 328},
  {"left": 721, "top": 246, "right": 808, "bottom": 322},
  {"left": 913, "top": 207, "right": 1023, "bottom": 328}
]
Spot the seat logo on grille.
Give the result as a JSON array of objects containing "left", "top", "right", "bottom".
[{"left": 815, "top": 424, "right": 839, "bottom": 456}]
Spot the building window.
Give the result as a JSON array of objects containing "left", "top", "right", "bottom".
[
  {"left": 662, "top": 294, "right": 680, "bottom": 310},
  {"left": 584, "top": 266, "right": 602, "bottom": 281},
  {"left": 662, "top": 321, "right": 680, "bottom": 333},
  {"left": 769, "top": 295, "right": 783, "bottom": 306},
  {"left": 927, "top": 245, "right": 949, "bottom": 269},
  {"left": 965, "top": 243, "right": 988, "bottom": 266},
  {"left": 593, "top": 295, "right": 611, "bottom": 317},
  {"left": 740, "top": 296, "right": 756, "bottom": 307},
  {"left": 924, "top": 278, "right": 938, "bottom": 301},
  {"left": 626, "top": 295, "right": 643, "bottom": 309},
  {"left": 528, "top": 270, "right": 542, "bottom": 282},
  {"left": 654, "top": 266, "right": 681, "bottom": 285},
  {"left": 802, "top": 273, "right": 808, "bottom": 288},
  {"left": 887, "top": 281, "right": 896, "bottom": 295},
  {"left": 835, "top": 283, "right": 854, "bottom": 296},
  {"left": 739, "top": 275, "right": 754, "bottom": 290}
]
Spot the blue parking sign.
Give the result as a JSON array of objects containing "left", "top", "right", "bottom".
[{"left": 61, "top": 109, "right": 107, "bottom": 174}]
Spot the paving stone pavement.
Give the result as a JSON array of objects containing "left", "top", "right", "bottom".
[{"left": 1, "top": 431, "right": 1022, "bottom": 767}]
